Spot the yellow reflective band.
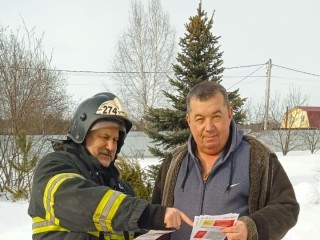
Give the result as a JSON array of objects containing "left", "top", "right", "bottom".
[
  {"left": 43, "top": 173, "right": 84, "bottom": 225},
  {"left": 93, "top": 190, "right": 126, "bottom": 232},
  {"left": 33, "top": 218, "right": 133, "bottom": 239},
  {"left": 105, "top": 193, "right": 126, "bottom": 231},
  {"left": 33, "top": 216, "right": 44, "bottom": 223},
  {"left": 32, "top": 217, "right": 68, "bottom": 234},
  {"left": 94, "top": 190, "right": 116, "bottom": 231}
]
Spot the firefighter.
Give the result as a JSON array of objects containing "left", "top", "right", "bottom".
[{"left": 28, "top": 92, "right": 192, "bottom": 240}]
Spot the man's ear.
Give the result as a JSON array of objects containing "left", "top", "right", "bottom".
[
  {"left": 229, "top": 107, "right": 234, "bottom": 119},
  {"left": 186, "top": 113, "right": 190, "bottom": 125}
]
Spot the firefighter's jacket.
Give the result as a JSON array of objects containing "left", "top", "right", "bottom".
[{"left": 28, "top": 141, "right": 165, "bottom": 240}]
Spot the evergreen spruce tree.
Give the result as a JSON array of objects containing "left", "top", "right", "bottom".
[
  {"left": 116, "top": 155, "right": 152, "bottom": 201},
  {"left": 145, "top": 2, "right": 246, "bottom": 158}
]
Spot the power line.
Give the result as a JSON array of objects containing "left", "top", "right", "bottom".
[
  {"left": 271, "top": 76, "right": 320, "bottom": 83},
  {"left": 273, "top": 64, "right": 320, "bottom": 77},
  {"left": 2, "top": 63, "right": 266, "bottom": 75},
  {"left": 224, "top": 63, "right": 265, "bottom": 70},
  {"left": 2, "top": 63, "right": 320, "bottom": 78},
  {"left": 224, "top": 75, "right": 320, "bottom": 82},
  {"left": 67, "top": 75, "right": 320, "bottom": 86},
  {"left": 226, "top": 64, "right": 265, "bottom": 90},
  {"left": 223, "top": 75, "right": 266, "bottom": 78}
]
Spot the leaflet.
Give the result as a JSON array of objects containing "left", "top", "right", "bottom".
[
  {"left": 190, "top": 213, "right": 239, "bottom": 240},
  {"left": 134, "top": 230, "right": 175, "bottom": 240}
]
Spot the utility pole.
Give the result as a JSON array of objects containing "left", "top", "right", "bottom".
[{"left": 263, "top": 59, "right": 272, "bottom": 130}]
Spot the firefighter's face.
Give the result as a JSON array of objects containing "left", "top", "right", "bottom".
[{"left": 85, "top": 127, "right": 119, "bottom": 167}]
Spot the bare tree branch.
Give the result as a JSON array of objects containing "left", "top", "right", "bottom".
[
  {"left": 110, "top": 0, "right": 176, "bottom": 128},
  {"left": 0, "top": 24, "right": 71, "bottom": 199}
]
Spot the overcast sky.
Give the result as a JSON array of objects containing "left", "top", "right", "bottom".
[{"left": 1, "top": 0, "right": 319, "bottom": 107}]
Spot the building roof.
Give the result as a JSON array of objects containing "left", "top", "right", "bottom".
[
  {"left": 296, "top": 106, "right": 320, "bottom": 128},
  {"left": 298, "top": 106, "right": 320, "bottom": 112}
]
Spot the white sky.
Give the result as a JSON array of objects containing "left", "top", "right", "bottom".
[
  {"left": 1, "top": 0, "right": 319, "bottom": 106},
  {"left": 1, "top": 150, "right": 320, "bottom": 239}
]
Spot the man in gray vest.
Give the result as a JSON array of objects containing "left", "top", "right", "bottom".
[{"left": 152, "top": 81, "right": 299, "bottom": 240}]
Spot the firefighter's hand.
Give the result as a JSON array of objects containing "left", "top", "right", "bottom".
[{"left": 164, "top": 208, "right": 193, "bottom": 229}]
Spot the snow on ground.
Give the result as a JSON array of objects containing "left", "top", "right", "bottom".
[{"left": 0, "top": 150, "right": 319, "bottom": 239}]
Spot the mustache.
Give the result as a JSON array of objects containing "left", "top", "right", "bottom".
[{"left": 99, "top": 150, "right": 113, "bottom": 157}]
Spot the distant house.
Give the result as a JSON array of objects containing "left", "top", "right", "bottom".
[{"left": 280, "top": 106, "right": 320, "bottom": 129}]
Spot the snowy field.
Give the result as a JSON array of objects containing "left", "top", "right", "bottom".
[{"left": 0, "top": 150, "right": 319, "bottom": 239}]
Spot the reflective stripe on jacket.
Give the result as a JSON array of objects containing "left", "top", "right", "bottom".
[{"left": 32, "top": 216, "right": 134, "bottom": 240}]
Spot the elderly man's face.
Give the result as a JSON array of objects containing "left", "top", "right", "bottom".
[{"left": 85, "top": 127, "right": 119, "bottom": 167}]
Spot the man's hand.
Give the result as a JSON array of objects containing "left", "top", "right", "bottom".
[
  {"left": 220, "top": 220, "right": 248, "bottom": 240},
  {"left": 164, "top": 208, "right": 193, "bottom": 229}
]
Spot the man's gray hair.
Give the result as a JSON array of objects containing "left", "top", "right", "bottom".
[{"left": 186, "top": 81, "right": 230, "bottom": 113}]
